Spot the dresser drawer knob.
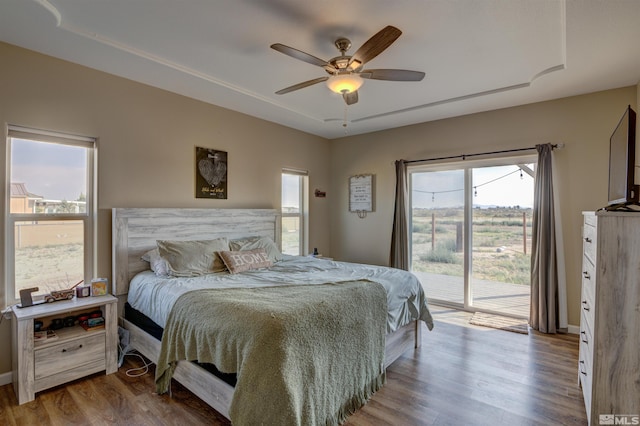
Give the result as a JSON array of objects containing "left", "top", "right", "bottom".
[
  {"left": 579, "top": 360, "right": 587, "bottom": 376},
  {"left": 582, "top": 271, "right": 591, "bottom": 280},
  {"left": 62, "top": 344, "right": 83, "bottom": 353},
  {"left": 584, "top": 237, "right": 592, "bottom": 243}
]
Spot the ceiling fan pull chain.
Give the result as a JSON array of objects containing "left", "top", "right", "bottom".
[{"left": 343, "top": 105, "right": 348, "bottom": 132}]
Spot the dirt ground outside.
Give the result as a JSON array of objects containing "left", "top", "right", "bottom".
[{"left": 412, "top": 207, "right": 532, "bottom": 285}]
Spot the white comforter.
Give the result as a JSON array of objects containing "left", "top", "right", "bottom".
[{"left": 127, "top": 255, "right": 433, "bottom": 333}]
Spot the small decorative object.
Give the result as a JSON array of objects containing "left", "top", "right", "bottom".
[
  {"left": 195, "top": 147, "right": 228, "bottom": 199},
  {"left": 19, "top": 287, "right": 39, "bottom": 308},
  {"left": 77, "top": 314, "right": 90, "bottom": 327},
  {"left": 63, "top": 316, "right": 76, "bottom": 327},
  {"left": 50, "top": 318, "right": 64, "bottom": 330},
  {"left": 90, "top": 278, "right": 108, "bottom": 296},
  {"left": 349, "top": 174, "right": 374, "bottom": 218},
  {"left": 43, "top": 279, "right": 84, "bottom": 304},
  {"left": 81, "top": 312, "right": 105, "bottom": 330},
  {"left": 76, "top": 285, "right": 90, "bottom": 298},
  {"left": 44, "top": 288, "right": 75, "bottom": 303},
  {"left": 34, "top": 329, "right": 58, "bottom": 344}
]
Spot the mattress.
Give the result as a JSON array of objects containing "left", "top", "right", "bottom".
[
  {"left": 127, "top": 254, "right": 433, "bottom": 333},
  {"left": 124, "top": 302, "right": 238, "bottom": 386}
]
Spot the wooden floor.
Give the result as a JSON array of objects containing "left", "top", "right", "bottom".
[
  {"left": 0, "top": 305, "right": 587, "bottom": 425},
  {"left": 415, "top": 271, "right": 531, "bottom": 318}
]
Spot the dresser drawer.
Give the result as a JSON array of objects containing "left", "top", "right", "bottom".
[
  {"left": 582, "top": 222, "right": 597, "bottom": 264},
  {"left": 580, "top": 287, "right": 595, "bottom": 344},
  {"left": 583, "top": 213, "right": 596, "bottom": 227},
  {"left": 34, "top": 333, "right": 106, "bottom": 380},
  {"left": 578, "top": 321, "right": 593, "bottom": 412},
  {"left": 579, "top": 308, "right": 593, "bottom": 356},
  {"left": 579, "top": 358, "right": 593, "bottom": 424},
  {"left": 581, "top": 255, "right": 595, "bottom": 310}
]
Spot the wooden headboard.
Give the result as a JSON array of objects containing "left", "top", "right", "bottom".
[{"left": 112, "top": 208, "right": 281, "bottom": 296}]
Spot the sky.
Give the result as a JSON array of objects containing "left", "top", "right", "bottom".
[
  {"left": 11, "top": 139, "right": 87, "bottom": 201},
  {"left": 281, "top": 173, "right": 301, "bottom": 208},
  {"left": 412, "top": 164, "right": 535, "bottom": 209}
]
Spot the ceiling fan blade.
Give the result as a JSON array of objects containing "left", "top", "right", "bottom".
[
  {"left": 343, "top": 91, "right": 358, "bottom": 105},
  {"left": 271, "top": 43, "right": 333, "bottom": 69},
  {"left": 360, "top": 69, "right": 425, "bottom": 81},
  {"left": 275, "top": 77, "right": 328, "bottom": 95},
  {"left": 350, "top": 26, "right": 402, "bottom": 68}
]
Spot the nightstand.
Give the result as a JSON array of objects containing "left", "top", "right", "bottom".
[{"left": 11, "top": 294, "right": 118, "bottom": 404}]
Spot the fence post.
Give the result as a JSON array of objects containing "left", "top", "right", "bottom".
[
  {"left": 456, "top": 222, "right": 463, "bottom": 252},
  {"left": 523, "top": 211, "right": 527, "bottom": 255},
  {"left": 431, "top": 213, "right": 435, "bottom": 250}
]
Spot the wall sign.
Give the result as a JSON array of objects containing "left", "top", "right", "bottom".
[
  {"left": 196, "top": 147, "right": 228, "bottom": 199},
  {"left": 349, "top": 174, "right": 374, "bottom": 218}
]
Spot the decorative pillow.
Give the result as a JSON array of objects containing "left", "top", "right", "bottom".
[
  {"left": 229, "top": 236, "right": 283, "bottom": 262},
  {"left": 141, "top": 248, "right": 171, "bottom": 277},
  {"left": 156, "top": 238, "right": 229, "bottom": 277},
  {"left": 218, "top": 248, "right": 273, "bottom": 274}
]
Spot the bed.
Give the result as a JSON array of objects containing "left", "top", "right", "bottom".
[{"left": 112, "top": 208, "right": 433, "bottom": 424}]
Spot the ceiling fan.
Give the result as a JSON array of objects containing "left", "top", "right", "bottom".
[{"left": 271, "top": 25, "right": 425, "bottom": 105}]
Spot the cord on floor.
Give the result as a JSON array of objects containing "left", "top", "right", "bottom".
[{"left": 119, "top": 344, "right": 152, "bottom": 377}]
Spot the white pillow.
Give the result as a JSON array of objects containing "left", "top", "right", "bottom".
[{"left": 141, "top": 248, "right": 170, "bottom": 277}]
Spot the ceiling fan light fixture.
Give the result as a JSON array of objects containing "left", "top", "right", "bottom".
[{"left": 326, "top": 73, "right": 364, "bottom": 94}]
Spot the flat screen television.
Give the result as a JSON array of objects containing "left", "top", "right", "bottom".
[{"left": 607, "top": 105, "right": 637, "bottom": 209}]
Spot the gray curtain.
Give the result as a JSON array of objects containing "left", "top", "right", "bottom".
[
  {"left": 530, "top": 143, "right": 560, "bottom": 333},
  {"left": 390, "top": 160, "right": 409, "bottom": 270}
]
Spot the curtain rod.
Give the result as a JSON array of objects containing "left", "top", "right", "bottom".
[{"left": 404, "top": 143, "right": 560, "bottom": 164}]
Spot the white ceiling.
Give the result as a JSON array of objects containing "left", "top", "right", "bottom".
[{"left": 1, "top": 0, "right": 639, "bottom": 139}]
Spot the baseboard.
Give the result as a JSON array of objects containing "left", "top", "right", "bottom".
[
  {"left": 567, "top": 324, "right": 580, "bottom": 335},
  {"left": 0, "top": 371, "right": 12, "bottom": 386}
]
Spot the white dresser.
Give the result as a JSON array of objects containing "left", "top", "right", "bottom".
[{"left": 579, "top": 212, "right": 640, "bottom": 425}]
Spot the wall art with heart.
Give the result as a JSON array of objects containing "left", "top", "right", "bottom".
[{"left": 195, "top": 147, "right": 227, "bottom": 199}]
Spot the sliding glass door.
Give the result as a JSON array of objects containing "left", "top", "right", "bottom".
[
  {"left": 410, "top": 169, "right": 465, "bottom": 305},
  {"left": 410, "top": 156, "right": 535, "bottom": 318}
]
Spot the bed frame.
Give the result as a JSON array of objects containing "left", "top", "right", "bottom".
[{"left": 112, "top": 208, "right": 421, "bottom": 420}]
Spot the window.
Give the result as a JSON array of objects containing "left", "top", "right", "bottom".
[
  {"left": 281, "top": 169, "right": 308, "bottom": 256},
  {"left": 6, "top": 126, "right": 96, "bottom": 304}
]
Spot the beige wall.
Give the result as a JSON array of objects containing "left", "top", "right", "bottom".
[
  {"left": 0, "top": 40, "right": 636, "bottom": 378},
  {"left": 330, "top": 86, "right": 637, "bottom": 328},
  {"left": 0, "top": 42, "right": 331, "bottom": 375}
]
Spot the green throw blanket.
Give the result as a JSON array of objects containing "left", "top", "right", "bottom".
[{"left": 155, "top": 281, "right": 387, "bottom": 425}]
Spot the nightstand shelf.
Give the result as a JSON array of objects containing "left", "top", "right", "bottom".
[{"left": 11, "top": 294, "right": 118, "bottom": 404}]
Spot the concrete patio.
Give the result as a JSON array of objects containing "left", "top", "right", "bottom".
[{"left": 413, "top": 271, "right": 530, "bottom": 318}]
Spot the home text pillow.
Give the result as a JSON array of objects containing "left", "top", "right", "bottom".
[
  {"left": 218, "top": 248, "right": 273, "bottom": 274},
  {"left": 156, "top": 238, "right": 229, "bottom": 277},
  {"left": 141, "top": 248, "right": 171, "bottom": 277},
  {"left": 229, "top": 236, "right": 284, "bottom": 262}
]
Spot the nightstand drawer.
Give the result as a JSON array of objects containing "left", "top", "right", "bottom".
[{"left": 35, "top": 333, "right": 105, "bottom": 380}]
